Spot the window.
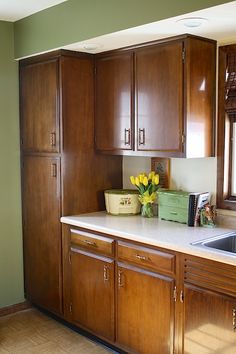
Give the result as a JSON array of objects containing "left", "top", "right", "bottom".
[{"left": 217, "top": 45, "right": 236, "bottom": 209}]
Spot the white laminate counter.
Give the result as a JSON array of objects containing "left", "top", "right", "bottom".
[{"left": 61, "top": 211, "right": 236, "bottom": 266}]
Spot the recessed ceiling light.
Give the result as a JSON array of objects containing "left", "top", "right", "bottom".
[
  {"left": 82, "top": 43, "right": 101, "bottom": 51},
  {"left": 176, "top": 17, "right": 208, "bottom": 28}
]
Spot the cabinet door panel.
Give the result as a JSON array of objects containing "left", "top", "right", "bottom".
[
  {"left": 184, "top": 284, "right": 236, "bottom": 354},
  {"left": 20, "top": 59, "right": 59, "bottom": 152},
  {"left": 22, "top": 156, "right": 62, "bottom": 314},
  {"left": 71, "top": 249, "right": 115, "bottom": 341},
  {"left": 95, "top": 53, "right": 133, "bottom": 151},
  {"left": 136, "top": 41, "right": 183, "bottom": 152},
  {"left": 117, "top": 263, "right": 175, "bottom": 354}
]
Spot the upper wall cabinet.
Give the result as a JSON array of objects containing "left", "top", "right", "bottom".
[
  {"left": 95, "top": 53, "right": 133, "bottom": 151},
  {"left": 95, "top": 35, "right": 216, "bottom": 158},
  {"left": 135, "top": 41, "right": 183, "bottom": 153},
  {"left": 20, "top": 59, "right": 60, "bottom": 153}
]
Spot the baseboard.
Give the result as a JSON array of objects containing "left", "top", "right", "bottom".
[{"left": 0, "top": 301, "right": 31, "bottom": 317}]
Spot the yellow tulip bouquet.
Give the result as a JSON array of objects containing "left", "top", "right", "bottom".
[{"left": 130, "top": 171, "right": 159, "bottom": 217}]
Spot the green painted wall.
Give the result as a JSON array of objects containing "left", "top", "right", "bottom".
[
  {"left": 14, "top": 0, "right": 232, "bottom": 59},
  {"left": 0, "top": 21, "right": 24, "bottom": 308},
  {"left": 0, "top": 0, "right": 232, "bottom": 309}
]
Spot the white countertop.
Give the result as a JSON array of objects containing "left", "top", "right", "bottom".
[{"left": 61, "top": 211, "right": 236, "bottom": 266}]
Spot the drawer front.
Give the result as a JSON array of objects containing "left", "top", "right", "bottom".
[
  {"left": 159, "top": 205, "right": 188, "bottom": 224},
  {"left": 70, "top": 229, "right": 114, "bottom": 257},
  {"left": 158, "top": 193, "right": 189, "bottom": 209},
  {"left": 117, "top": 241, "right": 175, "bottom": 275},
  {"left": 184, "top": 255, "right": 236, "bottom": 298}
]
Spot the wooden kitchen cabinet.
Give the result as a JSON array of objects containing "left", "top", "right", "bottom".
[
  {"left": 116, "top": 241, "right": 176, "bottom": 354},
  {"left": 20, "top": 51, "right": 122, "bottom": 315},
  {"left": 95, "top": 52, "right": 133, "bottom": 151},
  {"left": 180, "top": 255, "right": 236, "bottom": 354},
  {"left": 95, "top": 34, "right": 216, "bottom": 158},
  {"left": 66, "top": 228, "right": 115, "bottom": 341},
  {"left": 136, "top": 40, "right": 183, "bottom": 153},
  {"left": 70, "top": 249, "right": 115, "bottom": 340},
  {"left": 20, "top": 59, "right": 59, "bottom": 153},
  {"left": 117, "top": 263, "right": 175, "bottom": 354},
  {"left": 22, "top": 155, "right": 62, "bottom": 314}
]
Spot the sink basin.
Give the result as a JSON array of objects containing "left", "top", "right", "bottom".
[{"left": 192, "top": 232, "right": 236, "bottom": 254}]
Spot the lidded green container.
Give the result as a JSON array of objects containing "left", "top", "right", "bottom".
[{"left": 158, "top": 190, "right": 189, "bottom": 224}]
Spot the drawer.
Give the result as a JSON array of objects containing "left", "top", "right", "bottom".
[
  {"left": 117, "top": 241, "right": 175, "bottom": 275},
  {"left": 158, "top": 192, "right": 189, "bottom": 209},
  {"left": 70, "top": 229, "right": 114, "bottom": 257},
  {"left": 159, "top": 205, "right": 188, "bottom": 224}
]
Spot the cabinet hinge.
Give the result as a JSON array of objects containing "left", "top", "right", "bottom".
[
  {"left": 173, "top": 286, "right": 177, "bottom": 302},
  {"left": 69, "top": 303, "right": 72, "bottom": 313},
  {"left": 181, "top": 133, "right": 186, "bottom": 145},
  {"left": 182, "top": 48, "right": 186, "bottom": 62},
  {"left": 69, "top": 253, "right": 71, "bottom": 265},
  {"left": 180, "top": 290, "right": 184, "bottom": 303}
]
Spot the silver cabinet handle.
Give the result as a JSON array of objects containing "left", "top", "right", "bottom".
[
  {"left": 124, "top": 128, "right": 131, "bottom": 145},
  {"left": 51, "top": 163, "right": 57, "bottom": 177},
  {"left": 136, "top": 254, "right": 147, "bottom": 261},
  {"left": 138, "top": 128, "right": 145, "bottom": 145},
  {"left": 103, "top": 265, "right": 109, "bottom": 281},
  {"left": 118, "top": 269, "right": 124, "bottom": 287},
  {"left": 50, "top": 132, "right": 56, "bottom": 147},
  {"left": 83, "top": 239, "right": 96, "bottom": 247},
  {"left": 233, "top": 307, "right": 236, "bottom": 331}
]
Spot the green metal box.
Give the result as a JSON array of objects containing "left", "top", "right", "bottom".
[{"left": 158, "top": 190, "right": 189, "bottom": 224}]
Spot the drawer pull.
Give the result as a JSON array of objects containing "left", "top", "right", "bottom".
[
  {"left": 103, "top": 265, "right": 109, "bottom": 281},
  {"left": 83, "top": 239, "right": 97, "bottom": 247},
  {"left": 135, "top": 254, "right": 147, "bottom": 261},
  {"left": 170, "top": 211, "right": 178, "bottom": 215},
  {"left": 233, "top": 307, "right": 236, "bottom": 331}
]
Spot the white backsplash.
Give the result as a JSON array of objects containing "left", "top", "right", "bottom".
[{"left": 123, "top": 156, "right": 217, "bottom": 204}]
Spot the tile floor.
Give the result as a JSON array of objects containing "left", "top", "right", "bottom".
[{"left": 0, "top": 308, "right": 117, "bottom": 353}]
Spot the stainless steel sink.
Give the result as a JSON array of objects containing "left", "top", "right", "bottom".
[{"left": 192, "top": 232, "right": 236, "bottom": 254}]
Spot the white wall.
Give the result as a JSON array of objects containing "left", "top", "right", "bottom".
[{"left": 123, "top": 156, "right": 217, "bottom": 203}]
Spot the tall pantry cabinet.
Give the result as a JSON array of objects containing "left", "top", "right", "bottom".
[{"left": 20, "top": 50, "right": 122, "bottom": 315}]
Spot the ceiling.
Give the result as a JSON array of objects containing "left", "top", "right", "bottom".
[
  {"left": 63, "top": 1, "right": 236, "bottom": 53},
  {"left": 0, "top": 0, "right": 67, "bottom": 21},
  {"left": 1, "top": 1, "right": 236, "bottom": 52}
]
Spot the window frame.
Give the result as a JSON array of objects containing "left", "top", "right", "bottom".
[{"left": 217, "top": 44, "right": 236, "bottom": 210}]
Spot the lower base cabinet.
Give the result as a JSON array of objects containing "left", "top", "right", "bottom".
[
  {"left": 183, "top": 284, "right": 236, "bottom": 354},
  {"left": 63, "top": 225, "right": 236, "bottom": 354},
  {"left": 182, "top": 255, "right": 236, "bottom": 354},
  {"left": 70, "top": 248, "right": 115, "bottom": 341},
  {"left": 117, "top": 263, "right": 175, "bottom": 354}
]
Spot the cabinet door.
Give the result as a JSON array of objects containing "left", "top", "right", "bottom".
[
  {"left": 20, "top": 59, "right": 59, "bottom": 152},
  {"left": 95, "top": 53, "right": 133, "bottom": 151},
  {"left": 136, "top": 41, "right": 183, "bottom": 152},
  {"left": 183, "top": 284, "right": 236, "bottom": 354},
  {"left": 22, "top": 156, "right": 62, "bottom": 314},
  {"left": 70, "top": 249, "right": 115, "bottom": 341},
  {"left": 117, "top": 263, "right": 175, "bottom": 354}
]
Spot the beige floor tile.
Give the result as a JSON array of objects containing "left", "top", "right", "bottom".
[{"left": 0, "top": 308, "right": 115, "bottom": 354}]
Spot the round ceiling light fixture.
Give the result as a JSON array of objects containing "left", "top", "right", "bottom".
[
  {"left": 176, "top": 17, "right": 208, "bottom": 28},
  {"left": 82, "top": 43, "right": 102, "bottom": 51}
]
